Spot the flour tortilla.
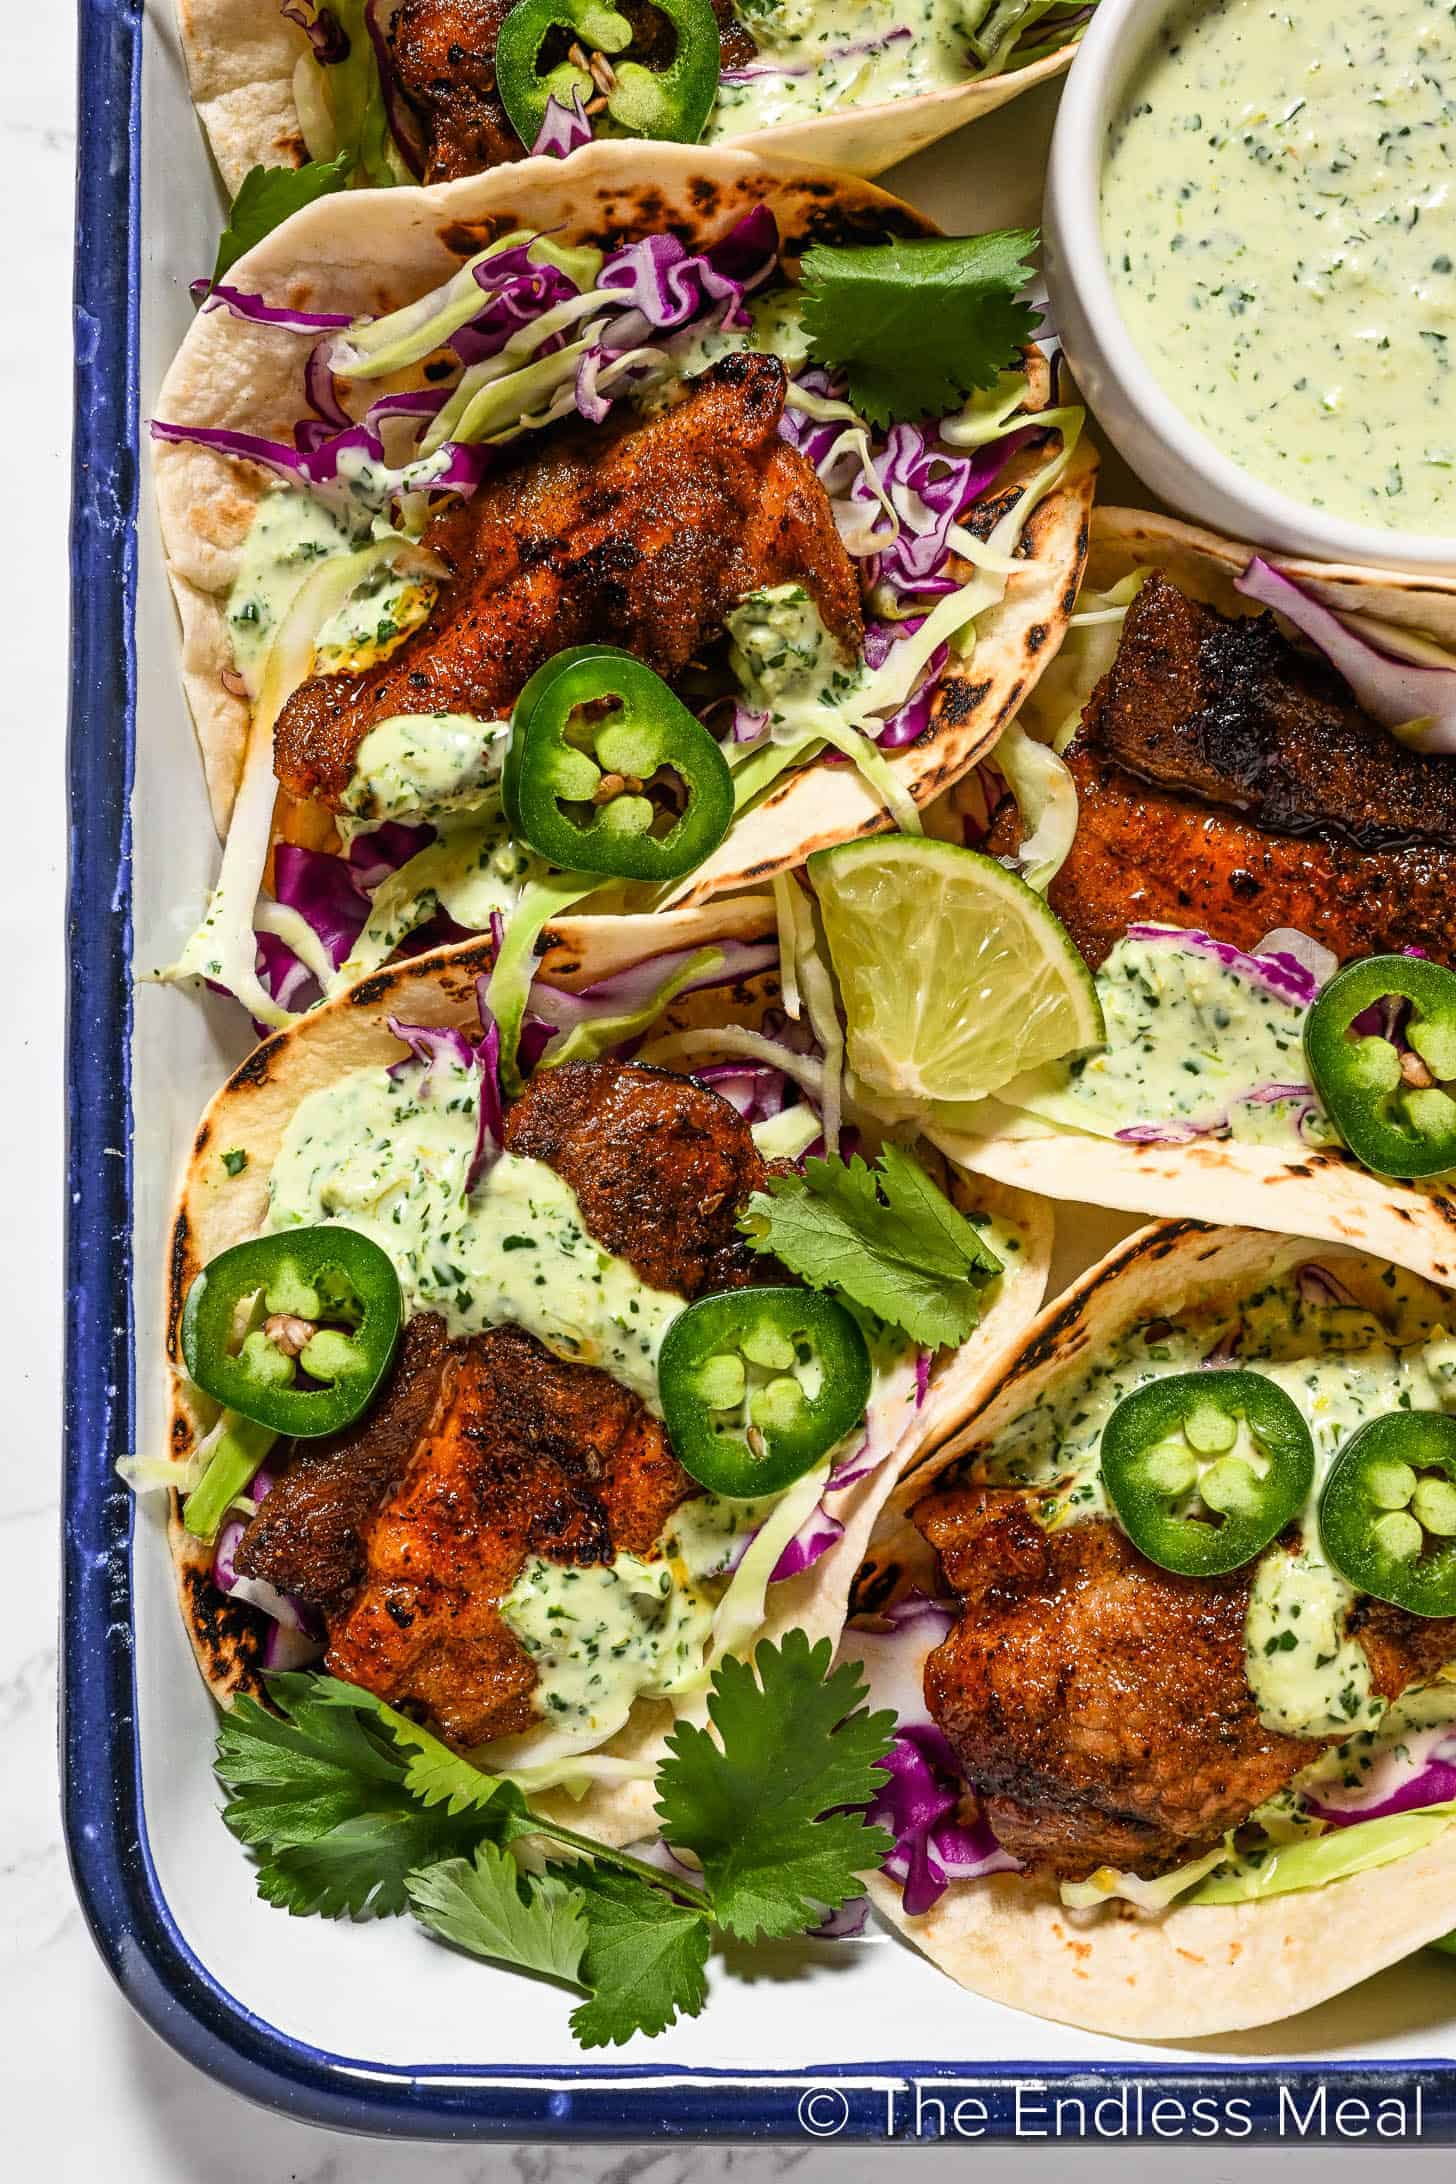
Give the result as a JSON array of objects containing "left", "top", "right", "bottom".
[
  {"left": 930, "top": 505, "right": 1456, "bottom": 1294},
  {"left": 164, "top": 899, "right": 1052, "bottom": 1846},
  {"left": 151, "top": 138, "right": 1095, "bottom": 883},
  {"left": 851, "top": 1217, "right": 1456, "bottom": 2039},
  {"left": 173, "top": 0, "right": 1079, "bottom": 196}
]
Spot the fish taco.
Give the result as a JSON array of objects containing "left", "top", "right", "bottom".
[
  {"left": 848, "top": 1218, "right": 1456, "bottom": 2038},
  {"left": 149, "top": 142, "right": 1093, "bottom": 1038},
  {"left": 174, "top": 0, "right": 1098, "bottom": 196},
  {"left": 915, "top": 506, "right": 1456, "bottom": 1287},
  {"left": 146, "top": 899, "right": 1050, "bottom": 1857}
]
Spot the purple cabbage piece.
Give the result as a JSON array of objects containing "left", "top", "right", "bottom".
[
  {"left": 196, "top": 284, "right": 356, "bottom": 331},
  {"left": 1236, "top": 556, "right": 1456, "bottom": 753},
  {"left": 1306, "top": 1725, "right": 1456, "bottom": 1825},
  {"left": 694, "top": 1061, "right": 789, "bottom": 1122},
  {"left": 345, "top": 818, "right": 435, "bottom": 888},
  {"left": 304, "top": 336, "right": 353, "bottom": 434},
  {"left": 813, "top": 1897, "right": 870, "bottom": 1939},
  {"left": 452, "top": 251, "right": 581, "bottom": 366},
  {"left": 855, "top": 423, "right": 1038, "bottom": 601},
  {"left": 214, "top": 1513, "right": 325, "bottom": 1648},
  {"left": 770, "top": 1506, "right": 846, "bottom": 1583},
  {"left": 281, "top": 0, "right": 350, "bottom": 64},
  {"left": 531, "top": 88, "right": 593, "bottom": 158},
  {"left": 528, "top": 940, "right": 780, "bottom": 1048},
  {"left": 274, "top": 843, "right": 371, "bottom": 969},
  {"left": 877, "top": 641, "right": 949, "bottom": 749},
  {"left": 254, "top": 928, "right": 321, "bottom": 1024},
  {"left": 869, "top": 1724, "right": 1020, "bottom": 1916},
  {"left": 597, "top": 206, "right": 779, "bottom": 345},
  {"left": 915, "top": 1351, "right": 931, "bottom": 1409},
  {"left": 1123, "top": 922, "right": 1323, "bottom": 1009},
  {"left": 149, "top": 413, "right": 490, "bottom": 515},
  {"left": 1295, "top": 1263, "right": 1359, "bottom": 1309},
  {"left": 387, "top": 1012, "right": 504, "bottom": 1190}
]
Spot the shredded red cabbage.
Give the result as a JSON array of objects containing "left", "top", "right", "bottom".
[
  {"left": 196, "top": 284, "right": 356, "bottom": 331},
  {"left": 281, "top": 0, "right": 350, "bottom": 65},
  {"left": 1236, "top": 556, "right": 1456, "bottom": 753},
  {"left": 530, "top": 89, "right": 593, "bottom": 157},
  {"left": 1124, "top": 922, "right": 1323, "bottom": 1009},
  {"left": 386, "top": 1012, "right": 504, "bottom": 1189},
  {"left": 1306, "top": 1725, "right": 1456, "bottom": 1824},
  {"left": 693, "top": 1061, "right": 789, "bottom": 1121},
  {"left": 870, "top": 1725, "right": 1020, "bottom": 1915},
  {"left": 527, "top": 940, "right": 779, "bottom": 1057}
]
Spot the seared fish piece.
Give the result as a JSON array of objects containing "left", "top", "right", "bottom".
[
  {"left": 234, "top": 1312, "right": 452, "bottom": 1611},
  {"left": 325, "top": 1323, "right": 694, "bottom": 1748},
  {"left": 1087, "top": 572, "right": 1456, "bottom": 851},
  {"left": 503, "top": 1058, "right": 768, "bottom": 1298},
  {"left": 275, "top": 351, "right": 863, "bottom": 809},
  {"left": 916, "top": 1486, "right": 1456, "bottom": 1879},
  {"left": 1027, "top": 742, "right": 1456, "bottom": 971}
]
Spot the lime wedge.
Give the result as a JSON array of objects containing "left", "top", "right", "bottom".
[{"left": 810, "top": 835, "right": 1105, "bottom": 1107}]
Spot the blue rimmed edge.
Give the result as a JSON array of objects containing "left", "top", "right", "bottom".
[{"left": 58, "top": 0, "right": 1456, "bottom": 2143}]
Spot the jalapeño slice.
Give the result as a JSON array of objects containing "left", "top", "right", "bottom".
[
  {"left": 658, "top": 1286, "right": 871, "bottom": 1499},
  {"left": 1101, "top": 1369, "right": 1313, "bottom": 1577},
  {"left": 1319, "top": 1412, "right": 1456, "bottom": 1619},
  {"left": 495, "top": 0, "right": 720, "bottom": 151},
  {"left": 1304, "top": 954, "right": 1456, "bottom": 1180},
  {"left": 181, "top": 1226, "right": 402, "bottom": 1440},
  {"left": 504, "top": 646, "right": 733, "bottom": 883}
]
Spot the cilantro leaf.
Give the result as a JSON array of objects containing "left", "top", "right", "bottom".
[
  {"left": 799, "top": 230, "right": 1040, "bottom": 429},
  {"left": 655, "top": 1631, "right": 895, "bottom": 1942},
  {"left": 214, "top": 1674, "right": 517, "bottom": 1918},
  {"left": 570, "top": 1867, "right": 711, "bottom": 2049},
  {"left": 742, "top": 1143, "right": 1002, "bottom": 1349},
  {"left": 209, "top": 155, "right": 351, "bottom": 289},
  {"left": 408, "top": 1843, "right": 590, "bottom": 1988}
]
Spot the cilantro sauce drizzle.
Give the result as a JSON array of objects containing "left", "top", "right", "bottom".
[
  {"left": 996, "top": 929, "right": 1332, "bottom": 1146},
  {"left": 267, "top": 1054, "right": 684, "bottom": 1406},
  {"left": 978, "top": 1262, "right": 1456, "bottom": 1738},
  {"left": 1102, "top": 0, "right": 1456, "bottom": 535}
]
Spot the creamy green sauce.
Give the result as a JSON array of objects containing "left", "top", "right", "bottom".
[
  {"left": 998, "top": 929, "right": 1334, "bottom": 1146},
  {"left": 1295, "top": 1668, "right": 1456, "bottom": 1801},
  {"left": 709, "top": 0, "right": 1060, "bottom": 136},
  {"left": 1102, "top": 0, "right": 1456, "bottom": 534},
  {"left": 267, "top": 1055, "right": 683, "bottom": 1406},
  {"left": 334, "top": 810, "right": 535, "bottom": 984},
  {"left": 341, "top": 714, "right": 510, "bottom": 823},
  {"left": 977, "top": 1261, "right": 1456, "bottom": 1737},
  {"left": 727, "top": 583, "right": 862, "bottom": 740},
  {"left": 502, "top": 1496, "right": 771, "bottom": 1739},
  {"left": 226, "top": 487, "right": 431, "bottom": 694}
]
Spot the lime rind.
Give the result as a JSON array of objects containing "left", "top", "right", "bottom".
[{"left": 810, "top": 835, "right": 1105, "bottom": 1108}]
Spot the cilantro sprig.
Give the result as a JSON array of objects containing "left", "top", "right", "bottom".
[
  {"left": 208, "top": 155, "right": 352, "bottom": 291},
  {"left": 741, "top": 1144, "right": 1002, "bottom": 1350},
  {"left": 216, "top": 1637, "right": 894, "bottom": 2048},
  {"left": 799, "top": 229, "right": 1040, "bottom": 429}
]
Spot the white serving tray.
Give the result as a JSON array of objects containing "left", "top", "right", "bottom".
[{"left": 114, "top": 0, "right": 1456, "bottom": 2126}]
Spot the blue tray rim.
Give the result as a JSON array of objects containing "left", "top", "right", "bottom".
[{"left": 59, "top": 0, "right": 1456, "bottom": 2144}]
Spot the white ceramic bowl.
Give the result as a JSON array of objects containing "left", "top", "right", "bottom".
[{"left": 1043, "top": 0, "right": 1456, "bottom": 575}]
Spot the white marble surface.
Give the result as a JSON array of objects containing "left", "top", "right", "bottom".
[{"left": 4, "top": 5, "right": 1451, "bottom": 2175}]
